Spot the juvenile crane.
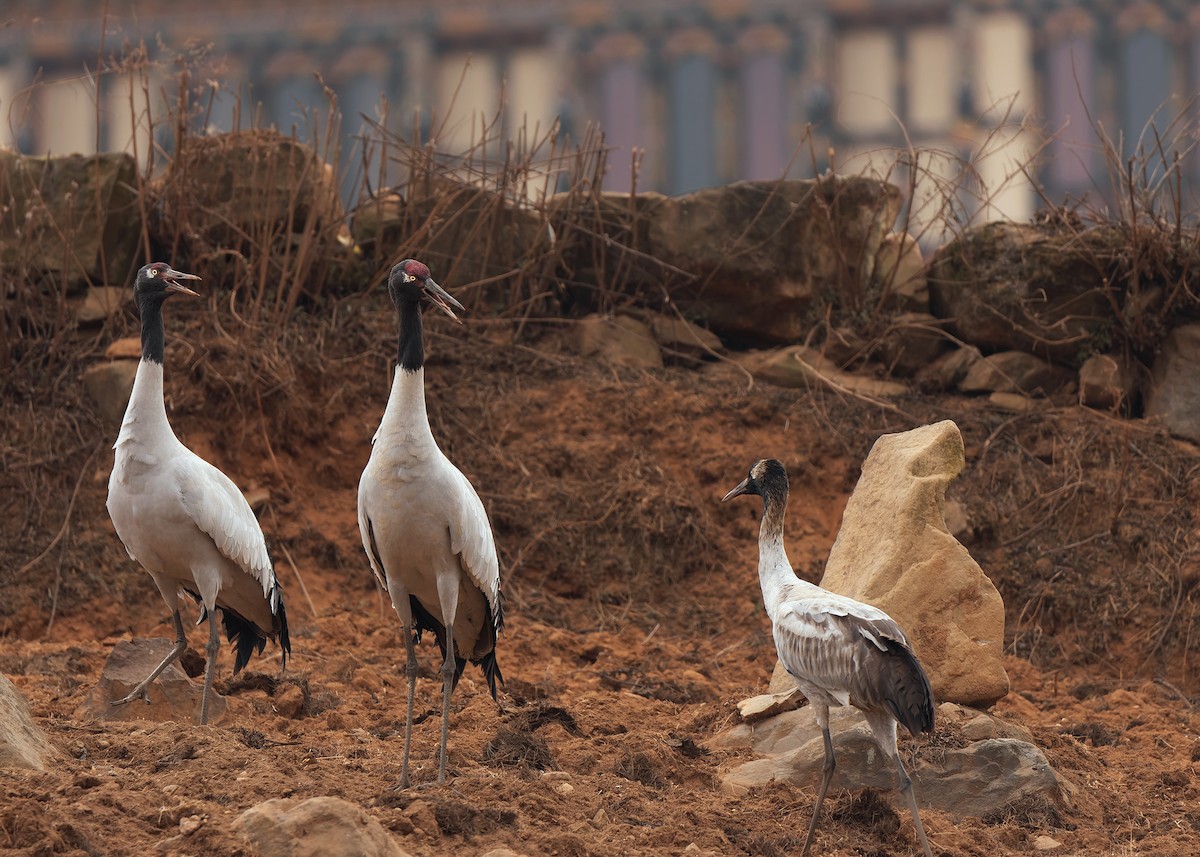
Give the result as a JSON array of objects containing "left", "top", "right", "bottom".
[
  {"left": 724, "top": 459, "right": 934, "bottom": 857},
  {"left": 358, "top": 259, "right": 504, "bottom": 788},
  {"left": 106, "top": 262, "right": 290, "bottom": 725}
]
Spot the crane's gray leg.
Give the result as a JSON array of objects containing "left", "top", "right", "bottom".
[
  {"left": 434, "top": 571, "right": 461, "bottom": 786},
  {"left": 892, "top": 753, "right": 933, "bottom": 857},
  {"left": 399, "top": 619, "right": 418, "bottom": 789},
  {"left": 437, "top": 620, "right": 455, "bottom": 784},
  {"left": 111, "top": 610, "right": 188, "bottom": 707},
  {"left": 198, "top": 607, "right": 221, "bottom": 726},
  {"left": 801, "top": 720, "right": 836, "bottom": 857}
]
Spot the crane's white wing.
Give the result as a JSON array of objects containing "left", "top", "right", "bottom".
[
  {"left": 446, "top": 464, "right": 501, "bottom": 616},
  {"left": 174, "top": 452, "right": 273, "bottom": 597},
  {"left": 772, "top": 588, "right": 911, "bottom": 705},
  {"left": 356, "top": 472, "right": 389, "bottom": 593}
]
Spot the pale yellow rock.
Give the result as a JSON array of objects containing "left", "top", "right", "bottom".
[
  {"left": 577, "top": 314, "right": 663, "bottom": 369},
  {"left": 819, "top": 420, "right": 1009, "bottom": 707},
  {"left": 0, "top": 674, "right": 55, "bottom": 770},
  {"left": 105, "top": 337, "right": 142, "bottom": 359},
  {"left": 1033, "top": 834, "right": 1062, "bottom": 850},
  {"left": 736, "top": 688, "right": 804, "bottom": 721}
]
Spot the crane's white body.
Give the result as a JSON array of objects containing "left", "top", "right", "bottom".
[
  {"left": 108, "top": 361, "right": 278, "bottom": 625},
  {"left": 357, "top": 363, "right": 501, "bottom": 785},
  {"left": 358, "top": 366, "right": 500, "bottom": 653}
]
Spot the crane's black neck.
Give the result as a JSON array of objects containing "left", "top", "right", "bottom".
[
  {"left": 135, "top": 291, "right": 168, "bottom": 364},
  {"left": 756, "top": 467, "right": 791, "bottom": 541},
  {"left": 396, "top": 296, "right": 425, "bottom": 372}
]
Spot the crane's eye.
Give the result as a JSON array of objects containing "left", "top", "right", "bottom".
[{"left": 148, "top": 267, "right": 159, "bottom": 278}]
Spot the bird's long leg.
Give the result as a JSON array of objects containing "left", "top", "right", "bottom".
[
  {"left": 111, "top": 610, "right": 188, "bottom": 707},
  {"left": 399, "top": 618, "right": 418, "bottom": 789},
  {"left": 438, "top": 620, "right": 455, "bottom": 784},
  {"left": 893, "top": 753, "right": 933, "bottom": 857},
  {"left": 801, "top": 721, "right": 837, "bottom": 857},
  {"left": 198, "top": 607, "right": 221, "bottom": 726},
  {"left": 434, "top": 570, "right": 461, "bottom": 786}
]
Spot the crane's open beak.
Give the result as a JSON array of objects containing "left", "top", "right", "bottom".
[
  {"left": 423, "top": 277, "right": 465, "bottom": 323},
  {"left": 164, "top": 268, "right": 202, "bottom": 297},
  {"left": 722, "top": 477, "right": 752, "bottom": 502}
]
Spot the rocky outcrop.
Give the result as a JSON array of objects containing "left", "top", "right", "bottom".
[
  {"left": 0, "top": 151, "right": 142, "bottom": 291},
  {"left": 929, "top": 222, "right": 1110, "bottom": 364},
  {"left": 648, "top": 177, "right": 902, "bottom": 344},
  {"left": 81, "top": 638, "right": 226, "bottom": 724},
  {"left": 714, "top": 702, "right": 1061, "bottom": 819},
  {"left": 1145, "top": 324, "right": 1200, "bottom": 442},
  {"left": 235, "top": 797, "right": 412, "bottom": 857},
  {"left": 732, "top": 345, "right": 907, "bottom": 397},
  {"left": 0, "top": 674, "right": 54, "bottom": 770},
  {"left": 820, "top": 420, "right": 1009, "bottom": 707}
]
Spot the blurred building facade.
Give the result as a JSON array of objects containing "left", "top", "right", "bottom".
[{"left": 2, "top": 0, "right": 1199, "bottom": 229}]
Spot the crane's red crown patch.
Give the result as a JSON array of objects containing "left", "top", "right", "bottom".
[{"left": 403, "top": 260, "right": 431, "bottom": 280}]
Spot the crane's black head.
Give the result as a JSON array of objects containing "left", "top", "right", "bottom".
[
  {"left": 133, "top": 262, "right": 201, "bottom": 312},
  {"left": 722, "top": 459, "right": 790, "bottom": 507},
  {"left": 387, "top": 259, "right": 464, "bottom": 322}
]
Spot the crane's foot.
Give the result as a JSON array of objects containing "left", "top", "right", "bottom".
[{"left": 110, "top": 683, "right": 153, "bottom": 706}]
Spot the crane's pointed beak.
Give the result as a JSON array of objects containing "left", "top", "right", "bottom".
[
  {"left": 164, "top": 268, "right": 202, "bottom": 297},
  {"left": 722, "top": 477, "right": 752, "bottom": 502},
  {"left": 423, "top": 278, "right": 465, "bottom": 323}
]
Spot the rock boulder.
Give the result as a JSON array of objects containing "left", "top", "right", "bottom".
[
  {"left": 81, "top": 638, "right": 226, "bottom": 724},
  {"left": 235, "top": 796, "right": 412, "bottom": 857},
  {"left": 820, "top": 420, "right": 1009, "bottom": 707},
  {"left": 0, "top": 674, "right": 54, "bottom": 770},
  {"left": 82, "top": 360, "right": 139, "bottom": 425},
  {"left": 1145, "top": 324, "right": 1200, "bottom": 442},
  {"left": 648, "top": 177, "right": 902, "bottom": 344}
]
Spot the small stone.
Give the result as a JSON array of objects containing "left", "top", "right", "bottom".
[
  {"left": 273, "top": 684, "right": 305, "bottom": 719},
  {"left": 179, "top": 815, "right": 205, "bottom": 835},
  {"left": 551, "top": 781, "right": 574, "bottom": 795},
  {"left": 540, "top": 770, "right": 572, "bottom": 781},
  {"left": 83, "top": 360, "right": 139, "bottom": 424},
  {"left": 1033, "top": 834, "right": 1062, "bottom": 850},
  {"left": 684, "top": 844, "right": 703, "bottom": 854},
  {"left": 1079, "top": 354, "right": 1134, "bottom": 411},
  {"left": 235, "top": 796, "right": 411, "bottom": 857},
  {"left": 591, "top": 808, "right": 609, "bottom": 827},
  {"left": 105, "top": 337, "right": 142, "bottom": 359},
  {"left": 736, "top": 689, "right": 804, "bottom": 721},
  {"left": 989, "top": 391, "right": 1040, "bottom": 413},
  {"left": 960, "top": 351, "right": 1072, "bottom": 396}
]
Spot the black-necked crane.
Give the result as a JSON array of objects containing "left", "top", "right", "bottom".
[
  {"left": 724, "top": 459, "right": 934, "bottom": 857},
  {"left": 106, "top": 262, "right": 291, "bottom": 726},
  {"left": 358, "top": 259, "right": 504, "bottom": 788}
]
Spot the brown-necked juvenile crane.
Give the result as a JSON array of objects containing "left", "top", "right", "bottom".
[
  {"left": 358, "top": 259, "right": 504, "bottom": 788},
  {"left": 724, "top": 459, "right": 934, "bottom": 857},
  {"left": 106, "top": 262, "right": 290, "bottom": 726}
]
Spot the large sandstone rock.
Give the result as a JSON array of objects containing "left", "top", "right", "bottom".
[
  {"left": 820, "top": 420, "right": 1009, "bottom": 707},
  {"left": 715, "top": 703, "right": 1060, "bottom": 819},
  {"left": 0, "top": 674, "right": 54, "bottom": 770},
  {"left": 1145, "top": 324, "right": 1200, "bottom": 442},
  {"left": 0, "top": 151, "right": 142, "bottom": 291},
  {"left": 81, "top": 638, "right": 226, "bottom": 724},
  {"left": 235, "top": 796, "right": 412, "bottom": 857},
  {"left": 929, "top": 222, "right": 1112, "bottom": 364},
  {"left": 647, "top": 177, "right": 902, "bottom": 344}
]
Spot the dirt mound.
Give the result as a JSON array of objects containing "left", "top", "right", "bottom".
[{"left": 1, "top": 296, "right": 1198, "bottom": 854}]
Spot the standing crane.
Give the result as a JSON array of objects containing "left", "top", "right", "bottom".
[
  {"left": 724, "top": 458, "right": 934, "bottom": 857},
  {"left": 106, "top": 262, "right": 290, "bottom": 726},
  {"left": 358, "top": 259, "right": 504, "bottom": 787}
]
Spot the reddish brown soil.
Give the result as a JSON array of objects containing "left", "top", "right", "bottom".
[{"left": 2, "top": 296, "right": 1198, "bottom": 856}]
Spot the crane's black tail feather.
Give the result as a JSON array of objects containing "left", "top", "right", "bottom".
[
  {"left": 409, "top": 595, "right": 504, "bottom": 699},
  {"left": 880, "top": 638, "right": 935, "bottom": 737}
]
